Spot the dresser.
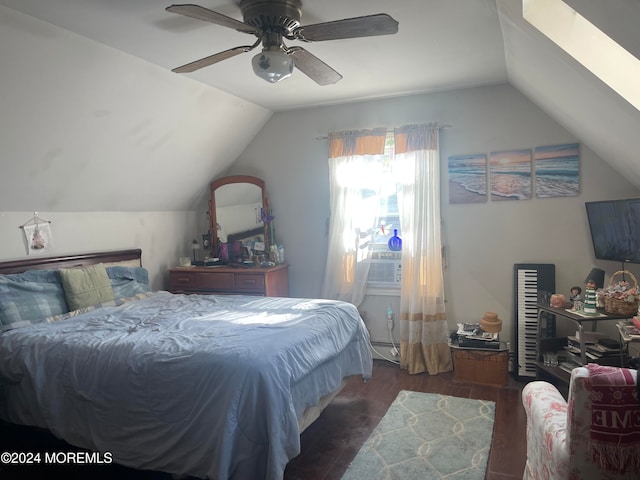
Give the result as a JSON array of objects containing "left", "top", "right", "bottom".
[{"left": 168, "top": 263, "right": 289, "bottom": 297}]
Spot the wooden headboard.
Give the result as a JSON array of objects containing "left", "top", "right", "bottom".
[{"left": 0, "top": 249, "right": 142, "bottom": 275}]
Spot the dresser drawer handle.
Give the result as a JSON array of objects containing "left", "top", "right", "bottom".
[
  {"left": 241, "top": 279, "right": 257, "bottom": 285},
  {"left": 176, "top": 277, "right": 191, "bottom": 284}
]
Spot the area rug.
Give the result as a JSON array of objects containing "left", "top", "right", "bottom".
[{"left": 340, "top": 390, "right": 496, "bottom": 480}]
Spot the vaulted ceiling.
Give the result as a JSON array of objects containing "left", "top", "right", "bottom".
[
  {"left": 1, "top": 0, "right": 639, "bottom": 209},
  {"left": 0, "top": 0, "right": 510, "bottom": 111}
]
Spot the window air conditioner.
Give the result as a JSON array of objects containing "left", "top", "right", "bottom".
[{"left": 367, "top": 258, "right": 402, "bottom": 287}]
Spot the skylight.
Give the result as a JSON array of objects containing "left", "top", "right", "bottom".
[{"left": 523, "top": 0, "right": 640, "bottom": 111}]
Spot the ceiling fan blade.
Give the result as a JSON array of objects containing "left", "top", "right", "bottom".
[
  {"left": 292, "top": 14, "right": 398, "bottom": 42},
  {"left": 166, "top": 4, "right": 259, "bottom": 35},
  {"left": 288, "top": 47, "right": 342, "bottom": 86},
  {"left": 172, "top": 44, "right": 256, "bottom": 73}
]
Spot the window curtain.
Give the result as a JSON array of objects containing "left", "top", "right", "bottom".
[
  {"left": 394, "top": 124, "right": 452, "bottom": 375},
  {"left": 320, "top": 128, "right": 387, "bottom": 306}
]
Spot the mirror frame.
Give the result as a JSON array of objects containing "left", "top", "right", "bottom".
[{"left": 209, "top": 175, "right": 268, "bottom": 259}]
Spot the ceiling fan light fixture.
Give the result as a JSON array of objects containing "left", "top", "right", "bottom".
[{"left": 251, "top": 49, "right": 294, "bottom": 83}]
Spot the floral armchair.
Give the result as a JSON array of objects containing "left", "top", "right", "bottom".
[{"left": 522, "top": 364, "right": 640, "bottom": 480}]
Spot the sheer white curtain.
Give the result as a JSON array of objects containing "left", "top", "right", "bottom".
[
  {"left": 320, "top": 128, "right": 387, "bottom": 306},
  {"left": 395, "top": 124, "right": 452, "bottom": 375}
]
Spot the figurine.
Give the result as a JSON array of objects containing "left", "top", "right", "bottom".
[
  {"left": 569, "top": 286, "right": 582, "bottom": 303},
  {"left": 568, "top": 286, "right": 582, "bottom": 311}
]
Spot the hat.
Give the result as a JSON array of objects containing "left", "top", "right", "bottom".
[{"left": 480, "top": 311, "right": 502, "bottom": 333}]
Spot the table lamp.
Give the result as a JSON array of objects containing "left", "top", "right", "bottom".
[{"left": 584, "top": 267, "right": 605, "bottom": 289}]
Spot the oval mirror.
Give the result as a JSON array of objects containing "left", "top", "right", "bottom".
[{"left": 209, "top": 175, "right": 269, "bottom": 260}]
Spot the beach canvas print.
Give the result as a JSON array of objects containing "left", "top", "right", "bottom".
[
  {"left": 490, "top": 149, "right": 532, "bottom": 201},
  {"left": 448, "top": 153, "right": 487, "bottom": 204},
  {"left": 534, "top": 143, "right": 580, "bottom": 198}
]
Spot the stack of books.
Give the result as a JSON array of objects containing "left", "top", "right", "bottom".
[
  {"left": 455, "top": 323, "right": 500, "bottom": 349},
  {"left": 563, "top": 332, "right": 625, "bottom": 367},
  {"left": 617, "top": 317, "right": 640, "bottom": 342}
]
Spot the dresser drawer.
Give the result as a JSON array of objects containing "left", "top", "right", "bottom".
[
  {"left": 195, "top": 272, "right": 234, "bottom": 291},
  {"left": 168, "top": 265, "right": 288, "bottom": 297},
  {"left": 170, "top": 272, "right": 198, "bottom": 290},
  {"left": 233, "top": 274, "right": 266, "bottom": 293}
]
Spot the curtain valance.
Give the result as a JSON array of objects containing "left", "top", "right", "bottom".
[{"left": 328, "top": 128, "right": 387, "bottom": 158}]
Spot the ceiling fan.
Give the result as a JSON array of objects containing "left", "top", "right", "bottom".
[{"left": 166, "top": 1, "right": 399, "bottom": 85}]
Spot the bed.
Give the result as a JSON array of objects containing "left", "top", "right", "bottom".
[{"left": 0, "top": 249, "right": 372, "bottom": 479}]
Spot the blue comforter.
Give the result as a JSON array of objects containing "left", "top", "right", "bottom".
[{"left": 0, "top": 291, "right": 372, "bottom": 479}]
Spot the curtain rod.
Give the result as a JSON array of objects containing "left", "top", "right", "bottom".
[{"left": 315, "top": 123, "right": 453, "bottom": 141}]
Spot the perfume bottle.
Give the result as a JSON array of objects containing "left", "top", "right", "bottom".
[{"left": 388, "top": 229, "right": 402, "bottom": 251}]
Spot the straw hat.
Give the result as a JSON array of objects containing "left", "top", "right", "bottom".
[{"left": 480, "top": 311, "right": 502, "bottom": 333}]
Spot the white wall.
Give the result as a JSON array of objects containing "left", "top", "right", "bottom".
[
  {"left": 0, "top": 211, "right": 197, "bottom": 290},
  {"left": 0, "top": 5, "right": 270, "bottom": 210},
  {"left": 224, "top": 83, "right": 640, "bottom": 353},
  {"left": 0, "top": 6, "right": 271, "bottom": 291}
]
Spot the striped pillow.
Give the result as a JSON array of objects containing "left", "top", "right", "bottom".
[{"left": 0, "top": 269, "right": 69, "bottom": 332}]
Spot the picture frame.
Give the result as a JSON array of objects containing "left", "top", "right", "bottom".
[
  {"left": 489, "top": 149, "right": 532, "bottom": 201},
  {"left": 534, "top": 143, "right": 580, "bottom": 198},
  {"left": 448, "top": 153, "right": 487, "bottom": 204}
]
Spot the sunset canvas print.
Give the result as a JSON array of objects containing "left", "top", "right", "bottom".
[
  {"left": 448, "top": 153, "right": 487, "bottom": 204},
  {"left": 490, "top": 149, "right": 532, "bottom": 201},
  {"left": 534, "top": 143, "right": 580, "bottom": 197}
]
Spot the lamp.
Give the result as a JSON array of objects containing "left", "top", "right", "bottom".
[
  {"left": 251, "top": 47, "right": 293, "bottom": 84},
  {"left": 191, "top": 239, "right": 200, "bottom": 265},
  {"left": 585, "top": 267, "right": 605, "bottom": 289}
]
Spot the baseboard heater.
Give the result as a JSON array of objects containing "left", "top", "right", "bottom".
[
  {"left": 370, "top": 341, "right": 399, "bottom": 361},
  {"left": 371, "top": 341, "right": 396, "bottom": 349}
]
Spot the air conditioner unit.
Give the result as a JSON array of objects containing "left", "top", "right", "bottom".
[{"left": 367, "top": 259, "right": 402, "bottom": 287}]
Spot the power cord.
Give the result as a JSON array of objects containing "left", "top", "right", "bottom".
[
  {"left": 370, "top": 338, "right": 400, "bottom": 365},
  {"left": 387, "top": 304, "right": 399, "bottom": 357},
  {"left": 369, "top": 305, "right": 400, "bottom": 365}
]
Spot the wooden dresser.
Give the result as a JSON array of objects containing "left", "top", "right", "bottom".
[{"left": 168, "top": 263, "right": 289, "bottom": 297}]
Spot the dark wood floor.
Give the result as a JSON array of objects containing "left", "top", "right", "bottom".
[
  {"left": 0, "top": 359, "right": 528, "bottom": 479},
  {"left": 285, "top": 360, "right": 528, "bottom": 480}
]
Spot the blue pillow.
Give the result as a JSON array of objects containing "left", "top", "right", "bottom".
[
  {"left": 0, "top": 269, "right": 69, "bottom": 332},
  {"left": 106, "top": 266, "right": 151, "bottom": 298}
]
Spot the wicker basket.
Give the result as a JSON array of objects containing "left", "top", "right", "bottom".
[
  {"left": 604, "top": 270, "right": 639, "bottom": 315},
  {"left": 452, "top": 348, "right": 508, "bottom": 386}
]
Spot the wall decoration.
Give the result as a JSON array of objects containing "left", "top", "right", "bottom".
[
  {"left": 448, "top": 153, "right": 487, "bottom": 204},
  {"left": 20, "top": 213, "right": 53, "bottom": 255},
  {"left": 489, "top": 149, "right": 532, "bottom": 201},
  {"left": 534, "top": 143, "right": 580, "bottom": 198}
]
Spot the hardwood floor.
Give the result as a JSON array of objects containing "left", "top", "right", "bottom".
[
  {"left": 285, "top": 359, "right": 528, "bottom": 480},
  {"left": 0, "top": 359, "right": 528, "bottom": 479}
]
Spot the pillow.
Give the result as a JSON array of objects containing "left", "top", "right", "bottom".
[
  {"left": 101, "top": 259, "right": 142, "bottom": 269},
  {"left": 59, "top": 263, "right": 115, "bottom": 311},
  {"left": 45, "top": 291, "right": 155, "bottom": 323},
  {"left": 0, "top": 269, "right": 69, "bottom": 332},
  {"left": 106, "top": 266, "right": 151, "bottom": 298}
]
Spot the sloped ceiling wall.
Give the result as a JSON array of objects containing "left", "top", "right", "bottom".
[
  {"left": 0, "top": 6, "right": 272, "bottom": 212},
  {"left": 2, "top": 1, "right": 640, "bottom": 214},
  {"left": 497, "top": 0, "right": 640, "bottom": 191}
]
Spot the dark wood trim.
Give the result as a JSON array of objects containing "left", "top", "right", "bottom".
[
  {"left": 209, "top": 175, "right": 268, "bottom": 258},
  {"left": 0, "top": 249, "right": 142, "bottom": 275}
]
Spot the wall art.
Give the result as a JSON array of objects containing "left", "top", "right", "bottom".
[
  {"left": 489, "top": 149, "right": 532, "bottom": 201},
  {"left": 534, "top": 143, "right": 580, "bottom": 198},
  {"left": 448, "top": 153, "right": 487, "bottom": 204},
  {"left": 22, "top": 220, "right": 53, "bottom": 255}
]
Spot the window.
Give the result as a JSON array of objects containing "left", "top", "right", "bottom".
[{"left": 342, "top": 132, "right": 402, "bottom": 288}]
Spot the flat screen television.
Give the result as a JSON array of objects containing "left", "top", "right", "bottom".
[{"left": 585, "top": 198, "right": 640, "bottom": 264}]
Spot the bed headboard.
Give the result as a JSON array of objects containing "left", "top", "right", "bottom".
[{"left": 0, "top": 249, "right": 142, "bottom": 275}]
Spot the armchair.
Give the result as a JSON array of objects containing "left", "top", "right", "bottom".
[{"left": 522, "top": 364, "right": 640, "bottom": 480}]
